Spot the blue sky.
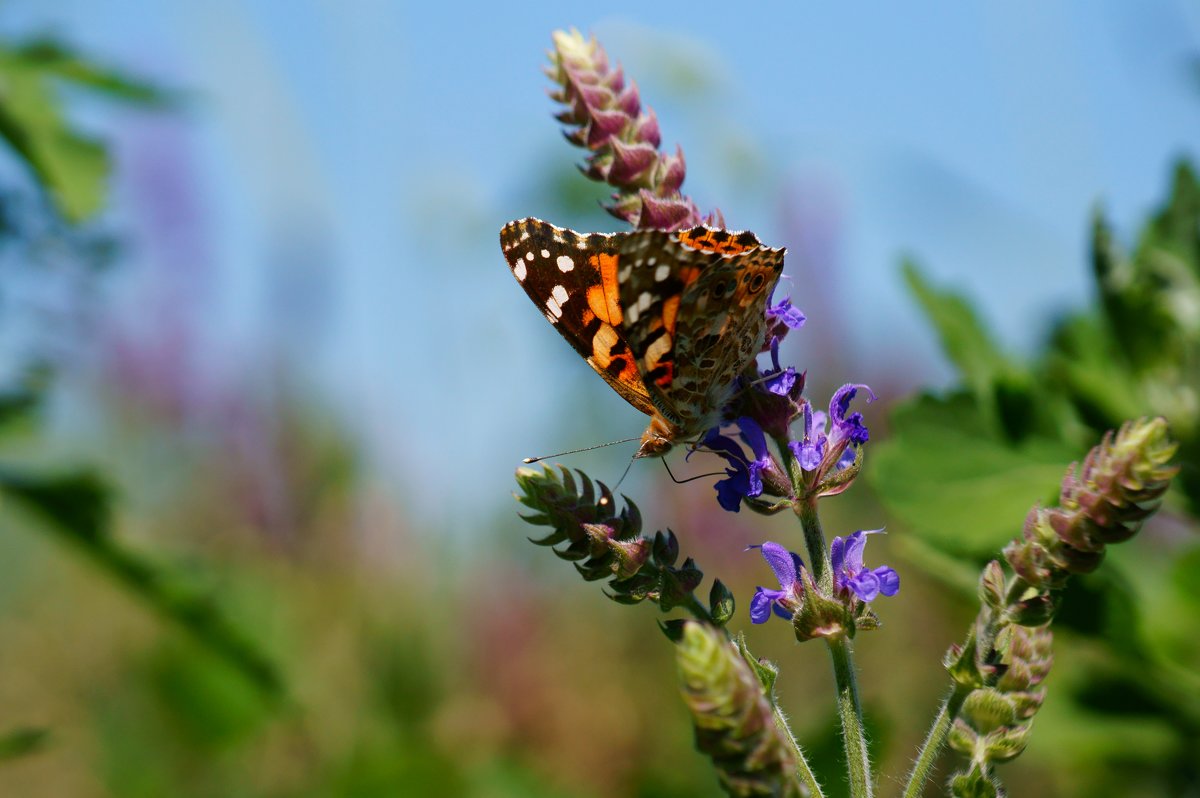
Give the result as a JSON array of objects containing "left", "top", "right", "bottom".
[{"left": 5, "top": 1, "right": 1199, "bottom": 527}]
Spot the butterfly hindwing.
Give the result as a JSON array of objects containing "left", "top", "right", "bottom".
[
  {"left": 672, "top": 246, "right": 785, "bottom": 423},
  {"left": 616, "top": 226, "right": 785, "bottom": 430}
]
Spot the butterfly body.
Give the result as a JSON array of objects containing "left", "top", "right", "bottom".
[{"left": 500, "top": 218, "right": 785, "bottom": 457}]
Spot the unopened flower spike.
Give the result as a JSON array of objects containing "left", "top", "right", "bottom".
[{"left": 547, "top": 28, "right": 707, "bottom": 230}]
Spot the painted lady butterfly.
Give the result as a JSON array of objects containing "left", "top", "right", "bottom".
[{"left": 500, "top": 218, "right": 786, "bottom": 458}]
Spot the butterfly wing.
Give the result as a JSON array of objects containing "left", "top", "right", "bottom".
[
  {"left": 500, "top": 218, "right": 658, "bottom": 417},
  {"left": 617, "top": 226, "right": 785, "bottom": 433}
]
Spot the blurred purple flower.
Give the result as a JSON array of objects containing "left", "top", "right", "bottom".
[
  {"left": 831, "top": 529, "right": 899, "bottom": 602},
  {"left": 748, "top": 541, "right": 805, "bottom": 623}
]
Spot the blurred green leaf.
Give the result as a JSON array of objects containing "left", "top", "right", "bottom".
[
  {"left": 0, "top": 465, "right": 282, "bottom": 698},
  {"left": 0, "top": 38, "right": 168, "bottom": 222},
  {"left": 902, "top": 260, "right": 1017, "bottom": 403},
  {"left": 0, "top": 467, "right": 110, "bottom": 542},
  {"left": 868, "top": 392, "right": 1075, "bottom": 555},
  {"left": 0, "top": 727, "right": 48, "bottom": 762},
  {"left": 0, "top": 54, "right": 108, "bottom": 222},
  {"left": 11, "top": 37, "right": 174, "bottom": 106}
]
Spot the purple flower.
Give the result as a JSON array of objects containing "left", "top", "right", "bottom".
[
  {"left": 831, "top": 529, "right": 899, "bottom": 602},
  {"left": 748, "top": 541, "right": 805, "bottom": 623},
  {"left": 695, "top": 417, "right": 772, "bottom": 512},
  {"left": 787, "top": 383, "right": 877, "bottom": 473},
  {"left": 762, "top": 337, "right": 798, "bottom": 396},
  {"left": 828, "top": 383, "right": 876, "bottom": 447},
  {"left": 765, "top": 291, "right": 807, "bottom": 344}
]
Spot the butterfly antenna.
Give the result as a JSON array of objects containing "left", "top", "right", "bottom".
[
  {"left": 522, "top": 436, "right": 641, "bottom": 464},
  {"left": 599, "top": 455, "right": 638, "bottom": 505}
]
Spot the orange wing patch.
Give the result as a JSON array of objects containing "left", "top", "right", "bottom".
[
  {"left": 678, "top": 227, "right": 762, "bottom": 256},
  {"left": 588, "top": 252, "right": 622, "bottom": 324}
]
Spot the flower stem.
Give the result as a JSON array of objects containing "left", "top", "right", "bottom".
[
  {"left": 771, "top": 701, "right": 827, "bottom": 798},
  {"left": 900, "top": 685, "right": 969, "bottom": 798},
  {"left": 827, "top": 635, "right": 874, "bottom": 798},
  {"left": 796, "top": 497, "right": 832, "bottom": 592},
  {"left": 796, "top": 498, "right": 873, "bottom": 797},
  {"left": 683, "top": 594, "right": 714, "bottom": 623}
]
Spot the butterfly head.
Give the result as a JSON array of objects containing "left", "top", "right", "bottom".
[{"left": 635, "top": 413, "right": 683, "bottom": 459}]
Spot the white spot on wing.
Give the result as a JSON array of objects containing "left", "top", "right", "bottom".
[
  {"left": 626, "top": 304, "right": 640, "bottom": 324},
  {"left": 513, "top": 260, "right": 527, "bottom": 281},
  {"left": 520, "top": 230, "right": 530, "bottom": 241},
  {"left": 654, "top": 264, "right": 670, "bottom": 282},
  {"left": 525, "top": 251, "right": 535, "bottom": 261},
  {"left": 546, "top": 296, "right": 563, "bottom": 319},
  {"left": 556, "top": 255, "right": 574, "bottom": 272},
  {"left": 551, "top": 284, "right": 569, "bottom": 306},
  {"left": 541, "top": 249, "right": 550, "bottom": 258},
  {"left": 637, "top": 292, "right": 652, "bottom": 311}
]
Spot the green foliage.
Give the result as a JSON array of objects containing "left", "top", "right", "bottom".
[
  {"left": 0, "top": 727, "right": 48, "bottom": 762},
  {"left": 0, "top": 35, "right": 169, "bottom": 222},
  {"left": 0, "top": 29, "right": 279, "bottom": 721},
  {"left": 873, "top": 161, "right": 1200, "bottom": 794}
]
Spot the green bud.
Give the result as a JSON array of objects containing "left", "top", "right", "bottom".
[
  {"left": 959, "top": 688, "right": 1017, "bottom": 735},
  {"left": 944, "top": 634, "right": 985, "bottom": 690},
  {"left": 948, "top": 769, "right": 1002, "bottom": 798},
  {"left": 1004, "top": 593, "right": 1057, "bottom": 627},
  {"left": 980, "top": 724, "right": 1032, "bottom": 763},
  {"left": 708, "top": 579, "right": 735, "bottom": 627},
  {"left": 979, "top": 560, "right": 1006, "bottom": 611},
  {"left": 946, "top": 718, "right": 979, "bottom": 757}
]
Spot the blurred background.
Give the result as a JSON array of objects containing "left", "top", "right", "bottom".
[{"left": 0, "top": 2, "right": 1197, "bottom": 796}]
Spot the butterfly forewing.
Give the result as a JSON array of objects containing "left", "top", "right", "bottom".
[{"left": 500, "top": 218, "right": 657, "bottom": 416}]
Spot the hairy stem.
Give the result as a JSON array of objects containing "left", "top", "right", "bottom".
[
  {"left": 900, "top": 685, "right": 969, "bottom": 798},
  {"left": 827, "top": 635, "right": 874, "bottom": 798},
  {"left": 796, "top": 497, "right": 832, "bottom": 592},
  {"left": 771, "top": 700, "right": 827, "bottom": 798}
]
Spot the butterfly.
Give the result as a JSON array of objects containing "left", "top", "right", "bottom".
[{"left": 500, "top": 218, "right": 786, "bottom": 458}]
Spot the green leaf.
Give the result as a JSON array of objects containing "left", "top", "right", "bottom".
[
  {"left": 0, "top": 49, "right": 109, "bottom": 222},
  {"left": 0, "top": 467, "right": 110, "bottom": 542},
  {"left": 0, "top": 727, "right": 48, "bottom": 762},
  {"left": 902, "top": 260, "right": 1021, "bottom": 402},
  {"left": 12, "top": 37, "right": 174, "bottom": 106},
  {"left": 734, "top": 633, "right": 778, "bottom": 695},
  {"left": 868, "top": 392, "right": 1077, "bottom": 555},
  {"left": 0, "top": 37, "right": 169, "bottom": 223}
]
